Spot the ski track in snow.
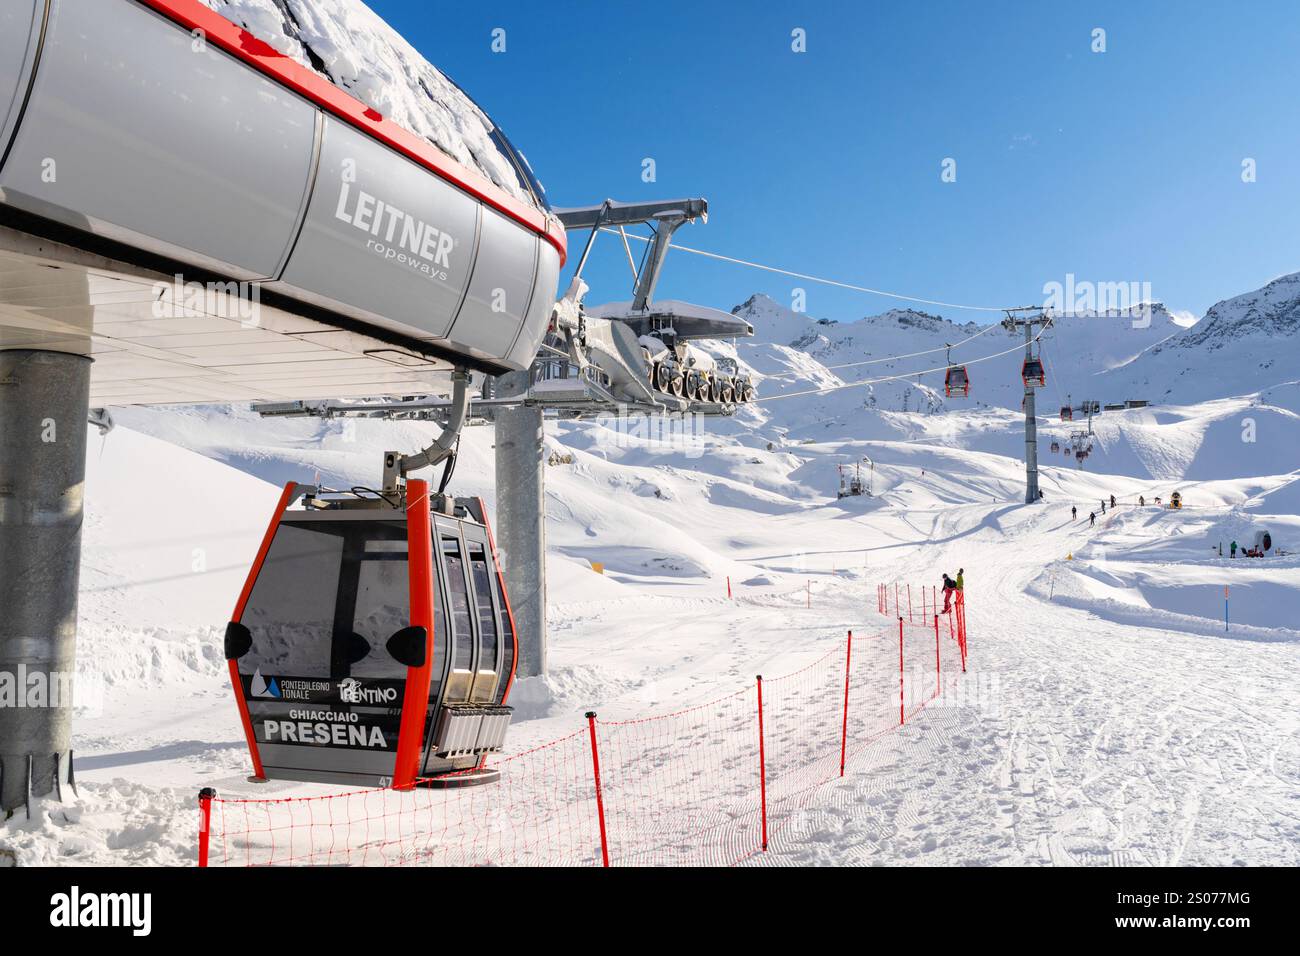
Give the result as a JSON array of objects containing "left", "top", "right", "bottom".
[{"left": 6, "top": 273, "right": 1299, "bottom": 866}]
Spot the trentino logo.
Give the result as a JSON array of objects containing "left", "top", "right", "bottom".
[{"left": 338, "top": 677, "right": 398, "bottom": 705}]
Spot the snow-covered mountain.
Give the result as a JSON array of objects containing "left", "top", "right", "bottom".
[
  {"left": 718, "top": 294, "right": 1183, "bottom": 427},
  {"left": 1107, "top": 272, "right": 1300, "bottom": 404},
  {"left": 723, "top": 270, "right": 1299, "bottom": 417}
]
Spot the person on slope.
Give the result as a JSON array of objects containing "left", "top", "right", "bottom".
[
  {"left": 1110, "top": 494, "right": 1116, "bottom": 508},
  {"left": 1089, "top": 511, "right": 1096, "bottom": 527},
  {"left": 1072, "top": 505, "right": 1077, "bottom": 521},
  {"left": 941, "top": 573, "right": 956, "bottom": 613},
  {"left": 956, "top": 569, "right": 965, "bottom": 596},
  {"left": 1139, "top": 495, "right": 1145, "bottom": 507},
  {"left": 1101, "top": 500, "right": 1106, "bottom": 514},
  {"left": 1231, "top": 540, "right": 1237, "bottom": 559}
]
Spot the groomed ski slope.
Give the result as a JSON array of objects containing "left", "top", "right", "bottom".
[{"left": 3, "top": 408, "right": 1295, "bottom": 866}]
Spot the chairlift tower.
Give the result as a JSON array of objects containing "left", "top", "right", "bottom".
[{"left": 1001, "top": 307, "right": 1053, "bottom": 504}]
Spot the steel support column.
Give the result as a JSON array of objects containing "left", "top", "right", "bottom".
[{"left": 493, "top": 370, "right": 547, "bottom": 677}]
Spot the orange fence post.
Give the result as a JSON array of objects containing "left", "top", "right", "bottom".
[
  {"left": 585, "top": 711, "right": 611, "bottom": 867},
  {"left": 756, "top": 675, "right": 768, "bottom": 851},
  {"left": 198, "top": 787, "right": 215, "bottom": 868},
  {"left": 839, "top": 631, "right": 852, "bottom": 777}
]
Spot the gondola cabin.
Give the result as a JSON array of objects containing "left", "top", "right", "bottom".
[
  {"left": 1060, "top": 405, "right": 1073, "bottom": 421},
  {"left": 224, "top": 479, "right": 516, "bottom": 790},
  {"left": 944, "top": 365, "right": 970, "bottom": 398},
  {"left": 1022, "top": 358, "right": 1046, "bottom": 388},
  {"left": 1050, "top": 441, "right": 1060, "bottom": 453}
]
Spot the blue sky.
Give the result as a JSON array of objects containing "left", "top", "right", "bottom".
[{"left": 369, "top": 0, "right": 1300, "bottom": 323}]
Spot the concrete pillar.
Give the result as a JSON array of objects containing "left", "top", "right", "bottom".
[
  {"left": 0, "top": 349, "right": 91, "bottom": 813},
  {"left": 493, "top": 370, "right": 547, "bottom": 678}
]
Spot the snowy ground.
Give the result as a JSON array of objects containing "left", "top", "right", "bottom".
[{"left": 3, "top": 391, "right": 1296, "bottom": 866}]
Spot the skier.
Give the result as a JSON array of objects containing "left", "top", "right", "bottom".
[
  {"left": 1089, "top": 511, "right": 1096, "bottom": 527},
  {"left": 1101, "top": 500, "right": 1106, "bottom": 514},
  {"left": 1071, "top": 505, "right": 1077, "bottom": 521},
  {"left": 1139, "top": 495, "right": 1145, "bottom": 507},
  {"left": 941, "top": 572, "right": 956, "bottom": 613},
  {"left": 1110, "top": 494, "right": 1116, "bottom": 508},
  {"left": 956, "top": 568, "right": 965, "bottom": 592},
  {"left": 1230, "top": 540, "right": 1237, "bottom": 559}
]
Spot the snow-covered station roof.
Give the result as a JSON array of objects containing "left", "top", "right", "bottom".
[{"left": 199, "top": 0, "right": 550, "bottom": 212}]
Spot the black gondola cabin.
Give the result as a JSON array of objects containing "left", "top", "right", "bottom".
[{"left": 224, "top": 479, "right": 517, "bottom": 789}]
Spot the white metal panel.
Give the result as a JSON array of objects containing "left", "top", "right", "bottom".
[
  {"left": 0, "top": 0, "right": 41, "bottom": 166},
  {"left": 0, "top": 0, "right": 317, "bottom": 279}
]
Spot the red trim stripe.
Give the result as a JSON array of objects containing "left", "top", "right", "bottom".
[
  {"left": 228, "top": 481, "right": 299, "bottom": 779},
  {"left": 393, "top": 480, "right": 436, "bottom": 790},
  {"left": 231, "top": 482, "right": 299, "bottom": 622},
  {"left": 134, "top": 0, "right": 566, "bottom": 264},
  {"left": 228, "top": 658, "right": 264, "bottom": 780}
]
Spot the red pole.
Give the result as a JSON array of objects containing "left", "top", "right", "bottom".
[
  {"left": 898, "top": 617, "right": 905, "bottom": 725},
  {"left": 197, "top": 787, "right": 215, "bottom": 868},
  {"left": 806, "top": 579, "right": 811, "bottom": 608},
  {"left": 894, "top": 582, "right": 899, "bottom": 617},
  {"left": 585, "top": 711, "right": 610, "bottom": 867},
  {"left": 727, "top": 575, "right": 732, "bottom": 599},
  {"left": 908, "top": 583, "right": 913, "bottom": 624},
  {"left": 393, "top": 479, "right": 436, "bottom": 790},
  {"left": 839, "top": 631, "right": 852, "bottom": 776},
  {"left": 756, "top": 676, "right": 768, "bottom": 851}
]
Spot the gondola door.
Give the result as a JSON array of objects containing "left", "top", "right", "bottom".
[
  {"left": 465, "top": 533, "right": 503, "bottom": 702},
  {"left": 435, "top": 519, "right": 477, "bottom": 705},
  {"left": 428, "top": 520, "right": 503, "bottom": 704}
]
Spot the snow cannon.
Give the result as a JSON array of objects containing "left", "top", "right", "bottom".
[{"left": 224, "top": 480, "right": 517, "bottom": 789}]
